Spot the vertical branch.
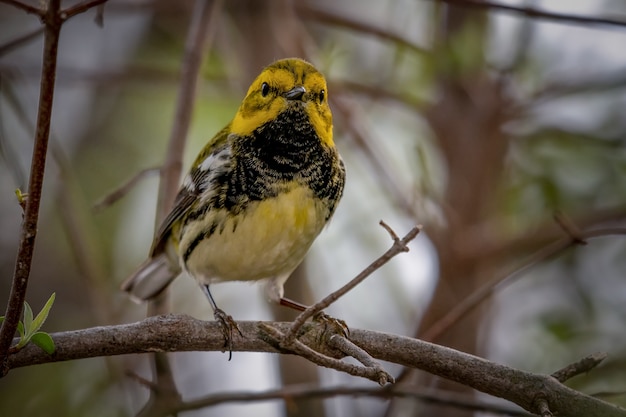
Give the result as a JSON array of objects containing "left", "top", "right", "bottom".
[
  {"left": 138, "top": 0, "right": 222, "bottom": 413},
  {"left": 0, "top": 0, "right": 62, "bottom": 375},
  {"left": 155, "top": 0, "right": 221, "bottom": 224}
]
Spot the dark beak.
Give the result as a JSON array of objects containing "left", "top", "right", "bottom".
[{"left": 285, "top": 86, "right": 306, "bottom": 101}]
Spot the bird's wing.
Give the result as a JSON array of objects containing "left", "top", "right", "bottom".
[{"left": 150, "top": 126, "right": 232, "bottom": 257}]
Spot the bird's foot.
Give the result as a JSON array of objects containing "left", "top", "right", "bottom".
[
  {"left": 312, "top": 311, "right": 350, "bottom": 338},
  {"left": 214, "top": 308, "right": 243, "bottom": 360}
]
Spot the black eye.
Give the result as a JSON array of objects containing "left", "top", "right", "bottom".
[
  {"left": 319, "top": 89, "right": 325, "bottom": 103},
  {"left": 261, "top": 82, "right": 270, "bottom": 97}
]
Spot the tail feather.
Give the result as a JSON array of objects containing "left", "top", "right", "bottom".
[{"left": 121, "top": 254, "right": 179, "bottom": 302}]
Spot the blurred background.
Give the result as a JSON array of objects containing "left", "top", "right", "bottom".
[{"left": 1, "top": 0, "right": 626, "bottom": 416}]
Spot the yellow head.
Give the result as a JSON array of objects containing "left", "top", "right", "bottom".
[{"left": 231, "top": 58, "right": 334, "bottom": 148}]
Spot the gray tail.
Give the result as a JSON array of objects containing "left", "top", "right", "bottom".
[{"left": 120, "top": 254, "right": 179, "bottom": 302}]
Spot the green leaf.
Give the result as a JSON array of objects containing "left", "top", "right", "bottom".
[
  {"left": 31, "top": 332, "right": 55, "bottom": 354},
  {"left": 23, "top": 302, "right": 33, "bottom": 335},
  {"left": 14, "top": 188, "right": 27, "bottom": 204},
  {"left": 31, "top": 292, "right": 56, "bottom": 335},
  {"left": 17, "top": 321, "right": 24, "bottom": 338}
]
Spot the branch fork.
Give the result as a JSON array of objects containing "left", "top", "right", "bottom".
[{"left": 261, "top": 222, "right": 420, "bottom": 385}]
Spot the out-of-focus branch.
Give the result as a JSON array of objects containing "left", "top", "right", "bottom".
[
  {"left": 155, "top": 0, "right": 221, "bottom": 224},
  {"left": 420, "top": 226, "right": 626, "bottom": 343},
  {"left": 432, "top": 0, "right": 626, "bottom": 29},
  {"left": 525, "top": 71, "right": 626, "bottom": 108},
  {"left": 6, "top": 316, "right": 625, "bottom": 417},
  {"left": 0, "top": 0, "right": 43, "bottom": 16},
  {"left": 0, "top": 0, "right": 62, "bottom": 376},
  {"left": 329, "top": 80, "right": 426, "bottom": 112},
  {"left": 93, "top": 166, "right": 161, "bottom": 211},
  {"left": 137, "top": 0, "right": 223, "bottom": 415},
  {"left": 0, "top": 27, "right": 44, "bottom": 57},
  {"left": 62, "top": 0, "right": 109, "bottom": 19},
  {"left": 0, "top": 1, "right": 109, "bottom": 57},
  {"left": 332, "top": 96, "right": 419, "bottom": 220},
  {"left": 296, "top": 3, "right": 427, "bottom": 54},
  {"left": 175, "top": 383, "right": 535, "bottom": 416}
]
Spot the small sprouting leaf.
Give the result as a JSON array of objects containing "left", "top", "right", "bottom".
[
  {"left": 23, "top": 302, "right": 34, "bottom": 335},
  {"left": 31, "top": 292, "right": 56, "bottom": 335},
  {"left": 17, "top": 321, "right": 24, "bottom": 338},
  {"left": 31, "top": 332, "right": 55, "bottom": 354},
  {"left": 15, "top": 189, "right": 28, "bottom": 211},
  {"left": 15, "top": 188, "right": 27, "bottom": 203},
  {"left": 3, "top": 294, "right": 57, "bottom": 352}
]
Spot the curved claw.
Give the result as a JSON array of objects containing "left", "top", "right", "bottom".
[{"left": 213, "top": 308, "right": 243, "bottom": 360}]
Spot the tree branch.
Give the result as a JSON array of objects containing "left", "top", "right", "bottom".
[
  {"left": 284, "top": 222, "right": 421, "bottom": 341},
  {"left": 432, "top": 0, "right": 626, "bottom": 29},
  {"left": 296, "top": 3, "right": 427, "bottom": 54},
  {"left": 175, "top": 383, "right": 536, "bottom": 416},
  {"left": 551, "top": 352, "right": 607, "bottom": 383},
  {"left": 93, "top": 166, "right": 161, "bottom": 211},
  {"left": 261, "top": 322, "right": 393, "bottom": 385},
  {"left": 0, "top": 0, "right": 43, "bottom": 16},
  {"left": 62, "top": 0, "right": 109, "bottom": 20},
  {"left": 6, "top": 315, "right": 625, "bottom": 417},
  {"left": 0, "top": 27, "right": 44, "bottom": 57},
  {"left": 420, "top": 226, "right": 626, "bottom": 343},
  {"left": 138, "top": 1, "right": 223, "bottom": 414},
  {"left": 155, "top": 0, "right": 220, "bottom": 223},
  {"left": 0, "top": 0, "right": 62, "bottom": 376}
]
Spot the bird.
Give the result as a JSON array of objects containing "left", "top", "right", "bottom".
[{"left": 121, "top": 58, "right": 346, "bottom": 344}]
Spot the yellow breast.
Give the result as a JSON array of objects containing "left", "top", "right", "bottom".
[{"left": 180, "top": 184, "right": 328, "bottom": 283}]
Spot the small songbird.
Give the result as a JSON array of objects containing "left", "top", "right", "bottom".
[{"left": 121, "top": 58, "right": 346, "bottom": 338}]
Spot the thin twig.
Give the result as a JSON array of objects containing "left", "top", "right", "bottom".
[
  {"left": 0, "top": 27, "right": 44, "bottom": 57},
  {"left": 0, "top": 0, "right": 43, "bottom": 16},
  {"left": 125, "top": 370, "right": 160, "bottom": 393},
  {"left": 62, "top": 0, "right": 109, "bottom": 20},
  {"left": 420, "top": 227, "right": 626, "bottom": 343},
  {"left": 284, "top": 222, "right": 421, "bottom": 342},
  {"left": 551, "top": 352, "right": 607, "bottom": 383},
  {"left": 0, "top": 0, "right": 110, "bottom": 59},
  {"left": 260, "top": 323, "right": 392, "bottom": 385},
  {"left": 175, "top": 383, "right": 536, "bottom": 416},
  {"left": 328, "top": 335, "right": 394, "bottom": 385},
  {"left": 432, "top": 0, "right": 626, "bottom": 29},
  {"left": 92, "top": 166, "right": 161, "bottom": 211},
  {"left": 329, "top": 80, "right": 425, "bottom": 112},
  {"left": 332, "top": 97, "right": 419, "bottom": 221},
  {"left": 554, "top": 210, "right": 587, "bottom": 245},
  {"left": 526, "top": 72, "right": 626, "bottom": 108},
  {"left": 0, "top": 0, "right": 62, "bottom": 376},
  {"left": 296, "top": 3, "right": 427, "bottom": 55}
]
